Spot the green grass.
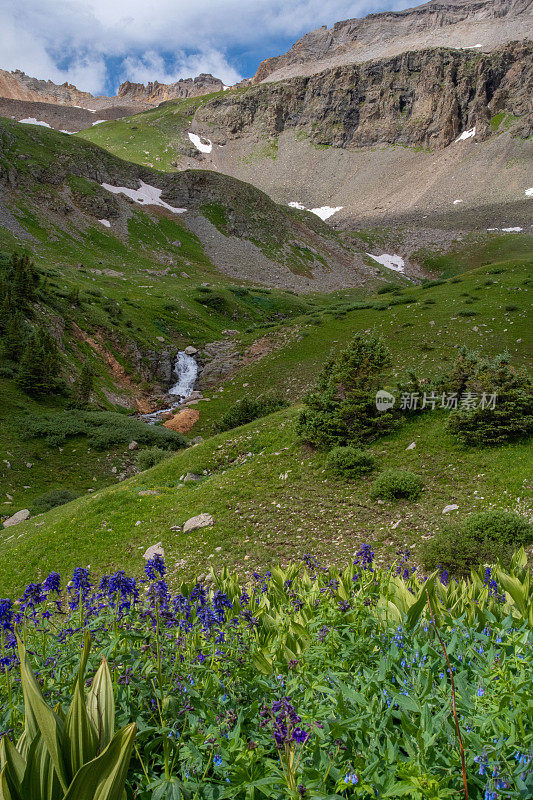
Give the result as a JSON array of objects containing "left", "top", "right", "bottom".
[{"left": 1, "top": 403, "right": 530, "bottom": 598}]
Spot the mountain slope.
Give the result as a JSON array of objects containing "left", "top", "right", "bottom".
[
  {"left": 80, "top": 42, "right": 533, "bottom": 231},
  {"left": 251, "top": 0, "right": 533, "bottom": 83}
]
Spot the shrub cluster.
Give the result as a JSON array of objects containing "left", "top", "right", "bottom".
[
  {"left": 325, "top": 447, "right": 377, "bottom": 479},
  {"left": 29, "top": 489, "right": 80, "bottom": 515},
  {"left": 441, "top": 349, "right": 533, "bottom": 446},
  {"left": 137, "top": 446, "right": 173, "bottom": 471},
  {"left": 421, "top": 511, "right": 533, "bottom": 575},
  {"left": 22, "top": 410, "right": 187, "bottom": 450},
  {"left": 370, "top": 469, "right": 424, "bottom": 502},
  {"left": 217, "top": 396, "right": 289, "bottom": 432}
]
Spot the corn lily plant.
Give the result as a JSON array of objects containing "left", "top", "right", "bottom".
[{"left": 0, "top": 632, "right": 135, "bottom": 800}]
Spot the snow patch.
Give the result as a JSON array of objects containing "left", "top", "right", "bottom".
[
  {"left": 288, "top": 201, "right": 343, "bottom": 220},
  {"left": 366, "top": 253, "right": 405, "bottom": 273},
  {"left": 222, "top": 85, "right": 230, "bottom": 91},
  {"left": 188, "top": 132, "right": 212, "bottom": 153},
  {"left": 453, "top": 199, "right": 463, "bottom": 205},
  {"left": 487, "top": 227, "right": 523, "bottom": 233},
  {"left": 311, "top": 206, "right": 343, "bottom": 220},
  {"left": 455, "top": 127, "right": 476, "bottom": 142},
  {"left": 19, "top": 118, "right": 51, "bottom": 128},
  {"left": 101, "top": 181, "right": 187, "bottom": 214},
  {"left": 98, "top": 219, "right": 111, "bottom": 228},
  {"left": 525, "top": 188, "right": 533, "bottom": 197},
  {"left": 91, "top": 120, "right": 106, "bottom": 126},
  {"left": 60, "top": 130, "right": 79, "bottom": 135}
]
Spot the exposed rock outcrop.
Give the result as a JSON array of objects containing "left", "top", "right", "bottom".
[
  {"left": 117, "top": 74, "right": 223, "bottom": 103},
  {"left": 252, "top": 0, "right": 533, "bottom": 83},
  {"left": 197, "top": 42, "right": 532, "bottom": 150}
]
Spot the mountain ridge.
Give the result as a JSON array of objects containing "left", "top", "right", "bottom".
[{"left": 251, "top": 0, "right": 533, "bottom": 83}]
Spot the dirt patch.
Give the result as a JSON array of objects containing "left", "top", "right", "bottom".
[{"left": 163, "top": 408, "right": 200, "bottom": 433}]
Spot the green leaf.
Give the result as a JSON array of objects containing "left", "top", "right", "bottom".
[
  {"left": 63, "top": 723, "right": 136, "bottom": 800},
  {"left": 0, "top": 738, "right": 25, "bottom": 788},
  {"left": 17, "top": 637, "right": 68, "bottom": 793},
  {"left": 0, "top": 765, "right": 18, "bottom": 800},
  {"left": 86, "top": 658, "right": 115, "bottom": 751},
  {"left": 64, "top": 674, "right": 98, "bottom": 779}
]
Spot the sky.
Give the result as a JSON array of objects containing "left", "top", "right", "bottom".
[{"left": 0, "top": 0, "right": 426, "bottom": 96}]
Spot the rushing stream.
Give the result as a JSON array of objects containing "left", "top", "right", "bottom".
[
  {"left": 169, "top": 351, "right": 198, "bottom": 397},
  {"left": 141, "top": 351, "right": 198, "bottom": 423}
]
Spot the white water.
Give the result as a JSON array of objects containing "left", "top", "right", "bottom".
[
  {"left": 140, "top": 351, "right": 198, "bottom": 424},
  {"left": 169, "top": 352, "right": 198, "bottom": 397}
]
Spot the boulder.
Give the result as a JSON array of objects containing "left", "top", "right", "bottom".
[
  {"left": 183, "top": 514, "right": 214, "bottom": 533},
  {"left": 163, "top": 408, "right": 199, "bottom": 433},
  {"left": 128, "top": 440, "right": 139, "bottom": 450},
  {"left": 183, "top": 391, "right": 203, "bottom": 403},
  {"left": 3, "top": 509, "right": 30, "bottom": 528},
  {"left": 406, "top": 442, "right": 416, "bottom": 450},
  {"left": 184, "top": 472, "right": 202, "bottom": 483},
  {"left": 143, "top": 542, "right": 164, "bottom": 560},
  {"left": 442, "top": 504, "right": 459, "bottom": 514},
  {"left": 184, "top": 346, "right": 198, "bottom": 356}
]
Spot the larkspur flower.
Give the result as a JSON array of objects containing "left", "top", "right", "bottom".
[
  {"left": 145, "top": 554, "right": 166, "bottom": 580},
  {"left": 42, "top": 572, "right": 61, "bottom": 594}
]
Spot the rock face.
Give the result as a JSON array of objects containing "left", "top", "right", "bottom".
[
  {"left": 117, "top": 74, "right": 224, "bottom": 103},
  {"left": 251, "top": 0, "right": 533, "bottom": 83},
  {"left": 163, "top": 408, "right": 200, "bottom": 433},
  {"left": 197, "top": 42, "right": 532, "bottom": 151},
  {"left": 3, "top": 509, "right": 30, "bottom": 527},
  {"left": 183, "top": 514, "right": 214, "bottom": 533}
]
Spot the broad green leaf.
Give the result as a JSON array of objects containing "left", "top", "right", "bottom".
[
  {"left": 17, "top": 637, "right": 68, "bottom": 793},
  {"left": 86, "top": 658, "right": 115, "bottom": 751},
  {"left": 20, "top": 731, "right": 63, "bottom": 800},
  {"left": 0, "top": 738, "right": 25, "bottom": 789},
  {"left": 63, "top": 723, "right": 136, "bottom": 800},
  {"left": 0, "top": 765, "right": 18, "bottom": 800}
]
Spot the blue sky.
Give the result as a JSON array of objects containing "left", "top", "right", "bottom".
[{"left": 1, "top": 0, "right": 426, "bottom": 95}]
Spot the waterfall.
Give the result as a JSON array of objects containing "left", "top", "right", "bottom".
[
  {"left": 140, "top": 351, "right": 198, "bottom": 423},
  {"left": 169, "top": 351, "right": 198, "bottom": 398}
]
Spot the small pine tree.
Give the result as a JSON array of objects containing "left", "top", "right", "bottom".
[
  {"left": 446, "top": 352, "right": 533, "bottom": 446},
  {"left": 69, "top": 362, "right": 94, "bottom": 408},
  {"left": 17, "top": 327, "right": 63, "bottom": 397},
  {"left": 296, "top": 332, "right": 398, "bottom": 448},
  {"left": 1, "top": 312, "right": 27, "bottom": 362}
]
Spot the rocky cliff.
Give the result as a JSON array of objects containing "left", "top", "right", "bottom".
[
  {"left": 117, "top": 74, "right": 224, "bottom": 103},
  {"left": 252, "top": 0, "right": 533, "bottom": 83},
  {"left": 197, "top": 42, "right": 532, "bottom": 150}
]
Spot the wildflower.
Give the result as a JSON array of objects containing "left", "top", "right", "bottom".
[
  {"left": 354, "top": 544, "right": 374, "bottom": 572},
  {"left": 0, "top": 599, "right": 13, "bottom": 631},
  {"left": 213, "top": 754, "right": 222, "bottom": 766},
  {"left": 43, "top": 572, "right": 61, "bottom": 594},
  {"left": 145, "top": 554, "right": 166, "bottom": 580},
  {"left": 344, "top": 772, "right": 358, "bottom": 784}
]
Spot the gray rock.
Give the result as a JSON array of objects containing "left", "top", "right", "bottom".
[
  {"left": 183, "top": 513, "right": 214, "bottom": 533},
  {"left": 3, "top": 509, "right": 30, "bottom": 528},
  {"left": 406, "top": 442, "right": 416, "bottom": 450},
  {"left": 190, "top": 436, "right": 204, "bottom": 446},
  {"left": 184, "top": 346, "right": 198, "bottom": 356},
  {"left": 184, "top": 472, "right": 202, "bottom": 483},
  {"left": 183, "top": 391, "right": 203, "bottom": 402},
  {"left": 138, "top": 490, "right": 160, "bottom": 496},
  {"left": 143, "top": 542, "right": 164, "bottom": 560},
  {"left": 442, "top": 504, "right": 459, "bottom": 514},
  {"left": 128, "top": 441, "right": 139, "bottom": 450}
]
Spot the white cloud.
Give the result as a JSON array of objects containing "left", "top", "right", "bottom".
[{"left": 0, "top": 0, "right": 421, "bottom": 94}]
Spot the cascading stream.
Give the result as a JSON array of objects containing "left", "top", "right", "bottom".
[
  {"left": 141, "top": 351, "right": 198, "bottom": 423},
  {"left": 169, "top": 352, "right": 198, "bottom": 397}
]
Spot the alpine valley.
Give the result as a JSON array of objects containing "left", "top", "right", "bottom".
[{"left": 0, "top": 1, "right": 532, "bottom": 793}]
